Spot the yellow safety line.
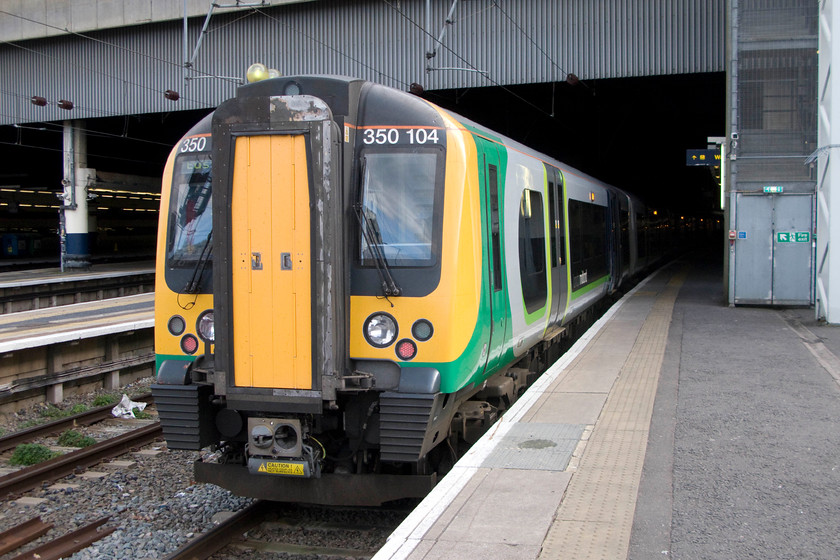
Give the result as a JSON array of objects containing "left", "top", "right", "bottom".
[{"left": 539, "top": 267, "right": 688, "bottom": 560}]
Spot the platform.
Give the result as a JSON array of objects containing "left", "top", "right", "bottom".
[
  {"left": 0, "top": 261, "right": 154, "bottom": 289},
  {"left": 0, "top": 293, "right": 153, "bottom": 353},
  {"left": 375, "top": 252, "right": 840, "bottom": 559},
  {"left": 0, "top": 261, "right": 154, "bottom": 314}
]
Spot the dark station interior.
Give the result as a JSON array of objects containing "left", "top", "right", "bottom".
[{"left": 0, "top": 71, "right": 725, "bottom": 264}]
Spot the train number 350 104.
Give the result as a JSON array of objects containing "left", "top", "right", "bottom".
[{"left": 362, "top": 128, "right": 440, "bottom": 145}]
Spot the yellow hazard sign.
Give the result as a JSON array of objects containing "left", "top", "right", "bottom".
[{"left": 257, "top": 461, "right": 306, "bottom": 476}]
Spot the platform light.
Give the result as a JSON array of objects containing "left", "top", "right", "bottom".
[
  {"left": 246, "top": 62, "right": 269, "bottom": 83},
  {"left": 267, "top": 68, "right": 281, "bottom": 79}
]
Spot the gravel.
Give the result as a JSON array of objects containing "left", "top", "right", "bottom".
[{"left": 0, "top": 376, "right": 253, "bottom": 560}]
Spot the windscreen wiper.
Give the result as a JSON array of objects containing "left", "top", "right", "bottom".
[
  {"left": 354, "top": 204, "right": 400, "bottom": 297},
  {"left": 183, "top": 230, "right": 212, "bottom": 294}
]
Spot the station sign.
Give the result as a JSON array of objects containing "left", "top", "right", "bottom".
[
  {"left": 686, "top": 148, "right": 721, "bottom": 166},
  {"left": 776, "top": 232, "right": 810, "bottom": 243}
]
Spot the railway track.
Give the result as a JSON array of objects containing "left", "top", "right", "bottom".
[
  {"left": 165, "top": 500, "right": 412, "bottom": 560},
  {"left": 0, "top": 393, "right": 160, "bottom": 500},
  {"left": 0, "top": 516, "right": 116, "bottom": 560},
  {"left": 0, "top": 391, "right": 165, "bottom": 558},
  {"left": 0, "top": 421, "right": 162, "bottom": 500},
  {"left": 0, "top": 393, "right": 153, "bottom": 453}
]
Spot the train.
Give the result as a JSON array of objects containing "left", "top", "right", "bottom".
[{"left": 151, "top": 74, "right": 674, "bottom": 506}]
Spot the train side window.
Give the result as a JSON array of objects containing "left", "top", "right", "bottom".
[
  {"left": 518, "top": 189, "right": 547, "bottom": 313},
  {"left": 621, "top": 209, "right": 630, "bottom": 265},
  {"left": 569, "top": 199, "right": 608, "bottom": 290},
  {"left": 488, "top": 164, "right": 503, "bottom": 291},
  {"left": 636, "top": 212, "right": 647, "bottom": 258}
]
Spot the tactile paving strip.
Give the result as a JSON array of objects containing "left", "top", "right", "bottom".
[
  {"left": 480, "top": 423, "right": 586, "bottom": 471},
  {"left": 539, "top": 268, "right": 687, "bottom": 560}
]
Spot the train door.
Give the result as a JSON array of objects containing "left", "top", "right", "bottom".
[
  {"left": 546, "top": 166, "right": 567, "bottom": 331},
  {"left": 482, "top": 146, "right": 508, "bottom": 374},
  {"left": 230, "top": 134, "right": 313, "bottom": 390},
  {"left": 607, "top": 190, "right": 622, "bottom": 292}
]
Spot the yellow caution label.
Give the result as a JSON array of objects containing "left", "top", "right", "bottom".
[{"left": 257, "top": 460, "right": 306, "bottom": 476}]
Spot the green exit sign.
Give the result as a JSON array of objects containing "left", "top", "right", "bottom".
[
  {"left": 764, "top": 186, "right": 784, "bottom": 193},
  {"left": 777, "top": 231, "right": 810, "bottom": 243}
]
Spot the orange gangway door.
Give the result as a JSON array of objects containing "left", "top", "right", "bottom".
[{"left": 230, "top": 134, "right": 312, "bottom": 389}]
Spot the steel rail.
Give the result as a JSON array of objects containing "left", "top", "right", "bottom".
[
  {"left": 0, "top": 422, "right": 162, "bottom": 500},
  {"left": 0, "top": 517, "right": 53, "bottom": 555},
  {"left": 232, "top": 540, "right": 378, "bottom": 558},
  {"left": 8, "top": 517, "right": 116, "bottom": 560},
  {"left": 163, "top": 500, "right": 274, "bottom": 560},
  {"left": 0, "top": 393, "right": 153, "bottom": 453}
]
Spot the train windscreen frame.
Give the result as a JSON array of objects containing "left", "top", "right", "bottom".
[
  {"left": 358, "top": 150, "right": 440, "bottom": 268},
  {"left": 164, "top": 153, "right": 213, "bottom": 293}
]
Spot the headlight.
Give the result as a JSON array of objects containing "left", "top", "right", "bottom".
[
  {"left": 364, "top": 313, "right": 398, "bottom": 348},
  {"left": 197, "top": 310, "right": 214, "bottom": 343}
]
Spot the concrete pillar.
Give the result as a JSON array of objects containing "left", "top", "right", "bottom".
[
  {"left": 816, "top": 1, "right": 840, "bottom": 322},
  {"left": 104, "top": 370, "right": 121, "bottom": 390},
  {"left": 61, "top": 121, "right": 93, "bottom": 270},
  {"left": 104, "top": 336, "right": 121, "bottom": 390},
  {"left": 46, "top": 382, "right": 64, "bottom": 404}
]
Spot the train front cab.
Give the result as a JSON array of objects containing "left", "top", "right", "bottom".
[
  {"left": 154, "top": 77, "right": 490, "bottom": 505},
  {"left": 152, "top": 114, "right": 217, "bottom": 451}
]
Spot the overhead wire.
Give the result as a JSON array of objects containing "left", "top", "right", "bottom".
[
  {"left": 2, "top": 1, "right": 570, "bottom": 132},
  {"left": 380, "top": 0, "right": 563, "bottom": 122},
  {"left": 0, "top": 111, "right": 176, "bottom": 148},
  {"left": 0, "top": 5, "right": 248, "bottom": 125},
  {"left": 0, "top": 3, "right": 408, "bottom": 125},
  {"left": 253, "top": 8, "right": 408, "bottom": 89},
  {"left": 490, "top": 0, "right": 569, "bottom": 81},
  {"left": 0, "top": 3, "right": 408, "bottom": 155},
  {"left": 0, "top": 8, "right": 218, "bottom": 79},
  {"left": 0, "top": 139, "right": 164, "bottom": 165},
  {"left": 0, "top": 42, "right": 207, "bottom": 111}
]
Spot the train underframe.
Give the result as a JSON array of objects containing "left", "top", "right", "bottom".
[{"left": 153, "top": 304, "right": 607, "bottom": 506}]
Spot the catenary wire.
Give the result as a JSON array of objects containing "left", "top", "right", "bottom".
[
  {"left": 0, "top": 112, "right": 177, "bottom": 148},
  {"left": 380, "top": 0, "right": 563, "bottom": 122},
  {"left": 0, "top": 42, "right": 208, "bottom": 111},
  {"left": 253, "top": 8, "right": 408, "bottom": 89},
  {"left": 491, "top": 0, "right": 569, "bottom": 80}
]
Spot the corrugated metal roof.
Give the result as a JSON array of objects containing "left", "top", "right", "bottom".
[{"left": 0, "top": 0, "right": 725, "bottom": 126}]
